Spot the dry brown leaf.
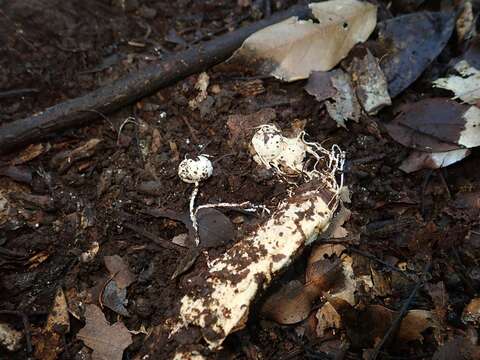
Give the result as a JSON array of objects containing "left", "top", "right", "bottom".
[
  {"left": 10, "top": 143, "right": 47, "bottom": 165},
  {"left": 34, "top": 288, "right": 70, "bottom": 360},
  {"left": 370, "top": 267, "right": 391, "bottom": 297},
  {"left": 104, "top": 255, "right": 136, "bottom": 289},
  {"left": 77, "top": 304, "right": 132, "bottom": 360},
  {"left": 308, "top": 243, "right": 346, "bottom": 265},
  {"left": 425, "top": 282, "right": 448, "bottom": 322},
  {"left": 462, "top": 297, "right": 480, "bottom": 325},
  {"left": 261, "top": 280, "right": 316, "bottom": 324},
  {"left": 315, "top": 301, "right": 342, "bottom": 337},
  {"left": 398, "top": 309, "right": 437, "bottom": 342},
  {"left": 229, "top": 0, "right": 377, "bottom": 81}
]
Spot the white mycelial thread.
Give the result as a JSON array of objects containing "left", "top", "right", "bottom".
[
  {"left": 251, "top": 124, "right": 345, "bottom": 197},
  {"left": 178, "top": 155, "right": 266, "bottom": 246}
]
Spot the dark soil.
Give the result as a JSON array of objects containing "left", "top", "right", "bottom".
[{"left": 1, "top": 1, "right": 480, "bottom": 359}]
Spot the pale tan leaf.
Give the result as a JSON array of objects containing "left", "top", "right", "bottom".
[
  {"left": 104, "top": 255, "right": 136, "bottom": 289},
  {"left": 229, "top": 0, "right": 377, "bottom": 81}
]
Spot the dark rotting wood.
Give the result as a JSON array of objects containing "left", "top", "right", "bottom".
[{"left": 0, "top": 5, "right": 311, "bottom": 154}]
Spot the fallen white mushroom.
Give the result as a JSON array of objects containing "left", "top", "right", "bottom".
[
  {"left": 174, "top": 181, "right": 339, "bottom": 349},
  {"left": 172, "top": 129, "right": 345, "bottom": 351}
]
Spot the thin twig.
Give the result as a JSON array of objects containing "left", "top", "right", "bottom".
[
  {"left": 369, "top": 262, "right": 432, "bottom": 360},
  {"left": 0, "top": 88, "right": 39, "bottom": 99},
  {"left": 123, "top": 222, "right": 185, "bottom": 252},
  {"left": 346, "top": 247, "right": 411, "bottom": 280}
]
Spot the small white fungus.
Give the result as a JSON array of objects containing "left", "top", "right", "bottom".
[{"left": 178, "top": 155, "right": 213, "bottom": 184}]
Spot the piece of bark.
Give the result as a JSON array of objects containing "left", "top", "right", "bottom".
[{"left": 0, "top": 5, "right": 311, "bottom": 154}]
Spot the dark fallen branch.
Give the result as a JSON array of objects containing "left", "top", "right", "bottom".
[{"left": 0, "top": 5, "right": 310, "bottom": 154}]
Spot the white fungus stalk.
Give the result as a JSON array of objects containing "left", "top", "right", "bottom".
[
  {"left": 178, "top": 156, "right": 267, "bottom": 246},
  {"left": 178, "top": 155, "right": 213, "bottom": 245}
]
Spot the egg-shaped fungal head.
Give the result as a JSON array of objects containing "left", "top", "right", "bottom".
[
  {"left": 251, "top": 125, "right": 285, "bottom": 162},
  {"left": 178, "top": 155, "right": 213, "bottom": 184}
]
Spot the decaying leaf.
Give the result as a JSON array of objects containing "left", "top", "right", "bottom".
[
  {"left": 331, "top": 303, "right": 438, "bottom": 348},
  {"left": 425, "top": 281, "right": 448, "bottom": 322},
  {"left": 306, "top": 69, "right": 361, "bottom": 127},
  {"left": 0, "top": 322, "right": 22, "bottom": 352},
  {"left": 227, "top": 108, "right": 276, "bottom": 147},
  {"left": 261, "top": 280, "right": 316, "bottom": 324},
  {"left": 34, "top": 288, "right": 70, "bottom": 360},
  {"left": 77, "top": 304, "right": 132, "bottom": 360},
  {"left": 462, "top": 297, "right": 480, "bottom": 325},
  {"left": 347, "top": 48, "right": 391, "bottom": 114},
  {"left": 325, "top": 70, "right": 362, "bottom": 128},
  {"left": 386, "top": 98, "right": 480, "bottom": 152},
  {"left": 315, "top": 301, "right": 342, "bottom": 336},
  {"left": 456, "top": 1, "right": 475, "bottom": 43},
  {"left": 433, "top": 60, "right": 480, "bottom": 105},
  {"left": 104, "top": 255, "right": 136, "bottom": 289},
  {"left": 433, "top": 335, "right": 480, "bottom": 360},
  {"left": 305, "top": 71, "right": 338, "bottom": 102},
  {"left": 320, "top": 203, "right": 351, "bottom": 239},
  {"left": 229, "top": 0, "right": 377, "bottom": 81},
  {"left": 399, "top": 149, "right": 471, "bottom": 173},
  {"left": 102, "top": 280, "right": 130, "bottom": 316},
  {"left": 386, "top": 97, "right": 480, "bottom": 171},
  {"left": 196, "top": 208, "right": 235, "bottom": 248},
  {"left": 379, "top": 12, "right": 455, "bottom": 97},
  {"left": 188, "top": 72, "right": 210, "bottom": 109}
]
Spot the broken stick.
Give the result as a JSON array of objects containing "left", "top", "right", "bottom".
[{"left": 0, "top": 5, "right": 311, "bottom": 154}]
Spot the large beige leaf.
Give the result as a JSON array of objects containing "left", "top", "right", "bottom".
[{"left": 229, "top": 0, "right": 377, "bottom": 81}]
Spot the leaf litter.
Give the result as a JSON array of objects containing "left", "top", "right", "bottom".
[{"left": 3, "top": 2, "right": 480, "bottom": 360}]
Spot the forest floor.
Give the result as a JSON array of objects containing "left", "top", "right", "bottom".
[{"left": 1, "top": 1, "right": 480, "bottom": 359}]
